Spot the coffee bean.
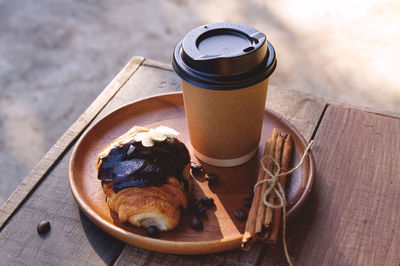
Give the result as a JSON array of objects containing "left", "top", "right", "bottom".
[
  {"left": 190, "top": 162, "right": 203, "bottom": 175},
  {"left": 146, "top": 226, "right": 159, "bottom": 238},
  {"left": 205, "top": 173, "right": 218, "bottom": 185},
  {"left": 37, "top": 220, "right": 51, "bottom": 235},
  {"left": 191, "top": 217, "right": 204, "bottom": 230},
  {"left": 200, "top": 196, "right": 215, "bottom": 207},
  {"left": 234, "top": 208, "right": 248, "bottom": 221},
  {"left": 242, "top": 197, "right": 253, "bottom": 209}
]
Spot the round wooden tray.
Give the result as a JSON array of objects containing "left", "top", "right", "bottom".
[{"left": 68, "top": 92, "right": 315, "bottom": 255}]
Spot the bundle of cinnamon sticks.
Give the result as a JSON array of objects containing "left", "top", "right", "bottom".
[{"left": 242, "top": 128, "right": 294, "bottom": 250}]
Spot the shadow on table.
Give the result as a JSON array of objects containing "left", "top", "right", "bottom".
[
  {"left": 199, "top": 152, "right": 260, "bottom": 235},
  {"left": 79, "top": 210, "right": 125, "bottom": 264}
]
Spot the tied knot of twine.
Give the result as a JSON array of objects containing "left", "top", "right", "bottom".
[{"left": 254, "top": 140, "right": 314, "bottom": 266}]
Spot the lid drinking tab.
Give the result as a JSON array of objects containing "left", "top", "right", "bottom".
[{"left": 173, "top": 22, "right": 277, "bottom": 90}]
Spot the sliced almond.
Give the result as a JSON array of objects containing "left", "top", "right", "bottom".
[
  {"left": 149, "top": 128, "right": 167, "bottom": 142},
  {"left": 141, "top": 135, "right": 155, "bottom": 147},
  {"left": 155, "top": 126, "right": 180, "bottom": 138},
  {"left": 134, "top": 132, "right": 147, "bottom": 142}
]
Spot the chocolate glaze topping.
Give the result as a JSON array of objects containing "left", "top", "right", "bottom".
[{"left": 97, "top": 138, "right": 190, "bottom": 193}]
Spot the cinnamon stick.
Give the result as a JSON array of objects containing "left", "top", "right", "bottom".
[
  {"left": 241, "top": 129, "right": 278, "bottom": 250},
  {"left": 265, "top": 133, "right": 294, "bottom": 244},
  {"left": 263, "top": 133, "right": 286, "bottom": 230},
  {"left": 242, "top": 129, "right": 295, "bottom": 250},
  {"left": 242, "top": 145, "right": 268, "bottom": 250},
  {"left": 255, "top": 129, "right": 278, "bottom": 236}
]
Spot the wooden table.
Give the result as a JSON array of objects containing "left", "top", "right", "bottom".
[{"left": 1, "top": 57, "right": 399, "bottom": 265}]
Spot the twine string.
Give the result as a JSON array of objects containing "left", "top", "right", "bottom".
[{"left": 254, "top": 140, "right": 314, "bottom": 266}]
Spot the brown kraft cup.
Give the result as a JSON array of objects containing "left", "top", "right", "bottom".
[{"left": 172, "top": 22, "right": 277, "bottom": 167}]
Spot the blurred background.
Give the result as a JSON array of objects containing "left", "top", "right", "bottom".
[{"left": 0, "top": 0, "right": 399, "bottom": 205}]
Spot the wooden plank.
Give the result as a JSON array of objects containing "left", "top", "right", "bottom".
[
  {"left": 113, "top": 64, "right": 326, "bottom": 265},
  {"left": 0, "top": 56, "right": 145, "bottom": 230},
  {"left": 266, "top": 85, "right": 326, "bottom": 141},
  {"left": 115, "top": 243, "right": 264, "bottom": 266},
  {"left": 259, "top": 105, "right": 400, "bottom": 265}
]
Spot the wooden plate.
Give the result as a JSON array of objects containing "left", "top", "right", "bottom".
[{"left": 68, "top": 92, "right": 315, "bottom": 255}]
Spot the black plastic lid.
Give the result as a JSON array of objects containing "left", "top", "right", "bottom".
[{"left": 172, "top": 22, "right": 277, "bottom": 90}]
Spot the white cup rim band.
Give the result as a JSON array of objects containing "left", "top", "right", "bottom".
[{"left": 193, "top": 146, "right": 258, "bottom": 167}]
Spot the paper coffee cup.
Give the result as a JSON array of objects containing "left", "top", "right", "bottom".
[{"left": 172, "top": 22, "right": 277, "bottom": 167}]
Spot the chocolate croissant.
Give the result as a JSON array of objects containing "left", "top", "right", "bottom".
[{"left": 97, "top": 126, "right": 191, "bottom": 231}]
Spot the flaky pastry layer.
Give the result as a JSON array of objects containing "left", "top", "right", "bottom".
[{"left": 103, "top": 167, "right": 190, "bottom": 231}]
